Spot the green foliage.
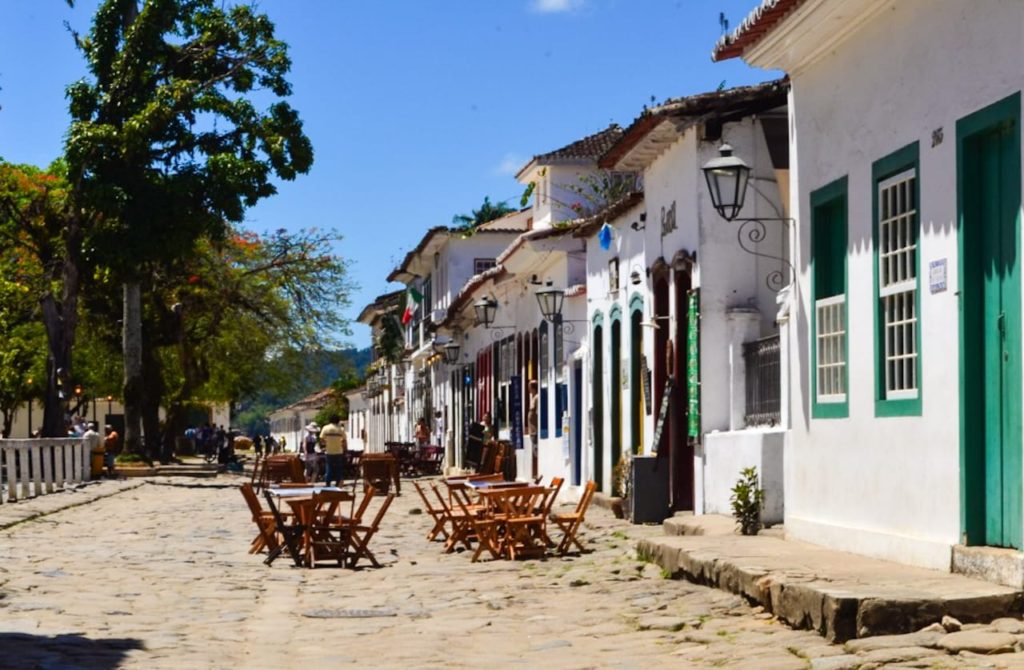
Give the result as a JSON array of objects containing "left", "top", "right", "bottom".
[
  {"left": 730, "top": 466, "right": 765, "bottom": 536},
  {"left": 451, "top": 196, "right": 515, "bottom": 235},
  {"left": 374, "top": 314, "right": 405, "bottom": 365},
  {"left": 65, "top": 0, "right": 314, "bottom": 276},
  {"left": 558, "top": 170, "right": 637, "bottom": 220}
]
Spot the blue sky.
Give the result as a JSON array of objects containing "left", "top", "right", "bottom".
[{"left": 0, "top": 0, "right": 775, "bottom": 348}]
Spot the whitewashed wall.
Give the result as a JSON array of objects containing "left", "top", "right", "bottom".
[{"left": 784, "top": 0, "right": 1024, "bottom": 568}]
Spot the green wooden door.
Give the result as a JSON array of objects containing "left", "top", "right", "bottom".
[
  {"left": 592, "top": 324, "right": 605, "bottom": 491},
  {"left": 960, "top": 94, "right": 1022, "bottom": 549}
]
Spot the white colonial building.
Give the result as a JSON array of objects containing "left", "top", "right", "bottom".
[
  {"left": 579, "top": 80, "right": 790, "bottom": 522},
  {"left": 717, "top": 0, "right": 1024, "bottom": 578}
]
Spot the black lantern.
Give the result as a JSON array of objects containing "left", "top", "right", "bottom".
[
  {"left": 473, "top": 297, "right": 498, "bottom": 327},
  {"left": 702, "top": 143, "right": 751, "bottom": 222},
  {"left": 536, "top": 285, "right": 565, "bottom": 322},
  {"left": 442, "top": 341, "right": 461, "bottom": 365}
]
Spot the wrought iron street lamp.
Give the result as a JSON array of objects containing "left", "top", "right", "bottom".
[
  {"left": 442, "top": 341, "right": 461, "bottom": 365},
  {"left": 473, "top": 297, "right": 498, "bottom": 328},
  {"left": 702, "top": 144, "right": 751, "bottom": 222},
  {"left": 535, "top": 286, "right": 565, "bottom": 322},
  {"left": 701, "top": 144, "right": 794, "bottom": 291}
]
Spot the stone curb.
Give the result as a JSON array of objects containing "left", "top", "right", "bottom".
[{"left": 637, "top": 536, "right": 1024, "bottom": 643}]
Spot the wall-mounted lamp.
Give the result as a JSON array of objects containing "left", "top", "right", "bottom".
[
  {"left": 701, "top": 143, "right": 794, "bottom": 292},
  {"left": 473, "top": 297, "right": 498, "bottom": 328}
]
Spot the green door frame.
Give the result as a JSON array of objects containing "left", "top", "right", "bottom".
[
  {"left": 610, "top": 305, "right": 623, "bottom": 478},
  {"left": 629, "top": 292, "right": 644, "bottom": 455},
  {"left": 958, "top": 91, "right": 1023, "bottom": 548}
]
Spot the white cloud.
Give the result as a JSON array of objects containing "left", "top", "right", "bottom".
[
  {"left": 493, "top": 153, "right": 526, "bottom": 176},
  {"left": 529, "top": 0, "right": 585, "bottom": 14}
]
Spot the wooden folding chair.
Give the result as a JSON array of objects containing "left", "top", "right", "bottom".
[
  {"left": 535, "top": 477, "right": 564, "bottom": 548},
  {"left": 496, "top": 486, "right": 547, "bottom": 560},
  {"left": 413, "top": 480, "right": 450, "bottom": 542},
  {"left": 550, "top": 480, "right": 597, "bottom": 555},
  {"left": 454, "top": 489, "right": 502, "bottom": 562},
  {"left": 306, "top": 490, "right": 354, "bottom": 567},
  {"left": 347, "top": 493, "right": 395, "bottom": 569},
  {"left": 432, "top": 484, "right": 474, "bottom": 553},
  {"left": 240, "top": 483, "right": 281, "bottom": 555}
]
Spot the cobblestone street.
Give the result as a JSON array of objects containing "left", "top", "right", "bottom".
[{"left": 0, "top": 478, "right": 1009, "bottom": 669}]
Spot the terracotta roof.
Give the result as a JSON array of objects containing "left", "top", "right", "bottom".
[
  {"left": 572, "top": 191, "right": 645, "bottom": 238},
  {"left": 516, "top": 124, "right": 625, "bottom": 179},
  {"left": 356, "top": 289, "right": 403, "bottom": 324},
  {"left": 599, "top": 79, "right": 789, "bottom": 170},
  {"left": 276, "top": 387, "right": 335, "bottom": 413},
  {"left": 712, "top": 0, "right": 807, "bottom": 62},
  {"left": 386, "top": 211, "right": 527, "bottom": 283},
  {"left": 440, "top": 264, "right": 508, "bottom": 329},
  {"left": 496, "top": 221, "right": 583, "bottom": 266}
]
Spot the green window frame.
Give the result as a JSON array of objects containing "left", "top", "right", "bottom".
[
  {"left": 810, "top": 176, "right": 849, "bottom": 419},
  {"left": 873, "top": 142, "right": 922, "bottom": 417}
]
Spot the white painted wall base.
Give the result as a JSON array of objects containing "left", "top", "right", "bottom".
[
  {"left": 703, "top": 428, "right": 785, "bottom": 524},
  {"left": 786, "top": 515, "right": 953, "bottom": 572}
]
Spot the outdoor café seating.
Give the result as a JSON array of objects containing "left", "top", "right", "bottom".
[
  {"left": 361, "top": 453, "right": 400, "bottom": 494},
  {"left": 428, "top": 474, "right": 596, "bottom": 562}
]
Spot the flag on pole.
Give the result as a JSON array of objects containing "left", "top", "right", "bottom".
[{"left": 401, "top": 287, "right": 424, "bottom": 325}]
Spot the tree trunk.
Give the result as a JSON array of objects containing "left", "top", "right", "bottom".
[
  {"left": 122, "top": 282, "right": 144, "bottom": 455},
  {"left": 140, "top": 338, "right": 164, "bottom": 462},
  {"left": 39, "top": 215, "right": 82, "bottom": 438}
]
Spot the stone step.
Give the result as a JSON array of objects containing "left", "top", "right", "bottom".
[
  {"left": 637, "top": 533, "right": 1023, "bottom": 642},
  {"left": 664, "top": 512, "right": 736, "bottom": 536},
  {"left": 114, "top": 465, "right": 221, "bottom": 478}
]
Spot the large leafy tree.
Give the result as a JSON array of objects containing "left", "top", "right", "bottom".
[
  {"left": 62, "top": 0, "right": 313, "bottom": 448},
  {"left": 0, "top": 162, "right": 76, "bottom": 438}
]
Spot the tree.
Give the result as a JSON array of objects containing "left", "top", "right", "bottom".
[
  {"left": 0, "top": 161, "right": 76, "bottom": 438},
  {"left": 64, "top": 0, "right": 314, "bottom": 450},
  {"left": 0, "top": 240, "right": 48, "bottom": 437},
  {"left": 451, "top": 196, "right": 515, "bottom": 231}
]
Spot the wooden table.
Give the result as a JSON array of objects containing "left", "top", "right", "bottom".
[
  {"left": 263, "top": 486, "right": 352, "bottom": 567},
  {"left": 474, "top": 485, "right": 548, "bottom": 560}
]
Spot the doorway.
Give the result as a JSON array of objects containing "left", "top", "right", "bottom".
[
  {"left": 959, "top": 93, "right": 1022, "bottom": 549},
  {"left": 672, "top": 265, "right": 694, "bottom": 510},
  {"left": 629, "top": 302, "right": 643, "bottom": 456},
  {"left": 610, "top": 314, "right": 622, "bottom": 481}
]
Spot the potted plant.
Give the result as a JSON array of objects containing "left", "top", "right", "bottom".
[{"left": 611, "top": 453, "right": 632, "bottom": 519}]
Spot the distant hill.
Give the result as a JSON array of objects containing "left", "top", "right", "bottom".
[{"left": 232, "top": 346, "right": 372, "bottom": 435}]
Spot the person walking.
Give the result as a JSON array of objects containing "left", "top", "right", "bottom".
[
  {"left": 302, "top": 423, "right": 320, "bottom": 482},
  {"left": 414, "top": 417, "right": 430, "bottom": 448},
  {"left": 103, "top": 425, "right": 119, "bottom": 478},
  {"left": 527, "top": 380, "right": 539, "bottom": 476},
  {"left": 319, "top": 415, "right": 348, "bottom": 486}
]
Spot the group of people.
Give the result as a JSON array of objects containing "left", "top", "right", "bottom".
[
  {"left": 78, "top": 421, "right": 120, "bottom": 477},
  {"left": 298, "top": 414, "right": 348, "bottom": 486},
  {"left": 413, "top": 410, "right": 446, "bottom": 448}
]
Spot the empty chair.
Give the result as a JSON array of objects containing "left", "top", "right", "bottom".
[
  {"left": 239, "top": 483, "right": 281, "bottom": 555},
  {"left": 550, "top": 480, "right": 597, "bottom": 555},
  {"left": 347, "top": 493, "right": 396, "bottom": 569}
]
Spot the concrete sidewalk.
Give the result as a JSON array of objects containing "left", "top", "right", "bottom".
[{"left": 639, "top": 516, "right": 1024, "bottom": 643}]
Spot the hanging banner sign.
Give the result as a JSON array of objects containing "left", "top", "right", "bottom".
[
  {"left": 510, "top": 375, "right": 524, "bottom": 450},
  {"left": 687, "top": 289, "right": 701, "bottom": 439}
]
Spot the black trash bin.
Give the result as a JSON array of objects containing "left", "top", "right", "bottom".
[{"left": 630, "top": 455, "right": 669, "bottom": 524}]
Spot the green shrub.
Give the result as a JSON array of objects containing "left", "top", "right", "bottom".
[{"left": 730, "top": 466, "right": 765, "bottom": 536}]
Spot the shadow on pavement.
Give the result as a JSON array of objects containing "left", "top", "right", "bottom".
[{"left": 0, "top": 632, "right": 144, "bottom": 668}]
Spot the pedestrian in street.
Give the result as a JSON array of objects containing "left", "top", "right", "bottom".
[
  {"left": 103, "top": 425, "right": 119, "bottom": 478},
  {"left": 319, "top": 415, "right": 347, "bottom": 486},
  {"left": 433, "top": 410, "right": 445, "bottom": 449},
  {"left": 302, "top": 423, "right": 320, "bottom": 482},
  {"left": 253, "top": 434, "right": 264, "bottom": 457},
  {"left": 527, "top": 380, "right": 539, "bottom": 464},
  {"left": 414, "top": 416, "right": 430, "bottom": 448}
]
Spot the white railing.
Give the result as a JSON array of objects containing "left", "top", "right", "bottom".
[{"left": 0, "top": 438, "right": 90, "bottom": 503}]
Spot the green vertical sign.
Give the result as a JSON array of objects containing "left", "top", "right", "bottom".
[{"left": 687, "top": 289, "right": 700, "bottom": 438}]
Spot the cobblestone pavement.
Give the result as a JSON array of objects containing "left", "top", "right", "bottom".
[{"left": 0, "top": 477, "right": 1017, "bottom": 669}]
